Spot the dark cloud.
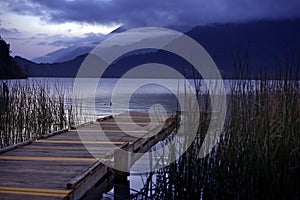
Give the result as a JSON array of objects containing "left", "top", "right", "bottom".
[
  {"left": 37, "top": 32, "right": 105, "bottom": 46},
  {"left": 0, "top": 27, "right": 20, "bottom": 35},
  {"left": 3, "top": 0, "right": 300, "bottom": 27},
  {"left": 36, "top": 33, "right": 49, "bottom": 36},
  {"left": 2, "top": 37, "right": 26, "bottom": 40}
]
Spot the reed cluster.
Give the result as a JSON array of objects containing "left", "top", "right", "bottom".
[
  {"left": 132, "top": 76, "right": 300, "bottom": 199},
  {"left": 0, "top": 80, "right": 83, "bottom": 148}
]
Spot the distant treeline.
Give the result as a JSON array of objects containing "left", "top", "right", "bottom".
[{"left": 0, "top": 36, "right": 27, "bottom": 79}]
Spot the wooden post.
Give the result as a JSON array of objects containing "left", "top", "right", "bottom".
[
  {"left": 113, "top": 148, "right": 130, "bottom": 177},
  {"left": 113, "top": 148, "right": 130, "bottom": 199},
  {"left": 114, "top": 176, "right": 130, "bottom": 200}
]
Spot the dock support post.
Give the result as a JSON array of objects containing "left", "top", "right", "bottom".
[
  {"left": 113, "top": 148, "right": 130, "bottom": 199},
  {"left": 113, "top": 147, "right": 130, "bottom": 176},
  {"left": 114, "top": 176, "right": 130, "bottom": 200}
]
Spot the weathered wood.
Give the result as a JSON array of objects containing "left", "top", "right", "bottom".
[
  {"left": 0, "top": 112, "right": 177, "bottom": 200},
  {"left": 0, "top": 139, "right": 34, "bottom": 154},
  {"left": 79, "top": 173, "right": 114, "bottom": 199},
  {"left": 113, "top": 143, "right": 130, "bottom": 177},
  {"left": 39, "top": 129, "right": 69, "bottom": 139},
  {"left": 67, "top": 160, "right": 109, "bottom": 200},
  {"left": 96, "top": 115, "right": 113, "bottom": 122},
  {"left": 0, "top": 128, "right": 68, "bottom": 154},
  {"left": 70, "top": 121, "right": 94, "bottom": 130}
]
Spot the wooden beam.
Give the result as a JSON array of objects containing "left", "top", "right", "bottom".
[
  {"left": 69, "top": 129, "right": 148, "bottom": 133},
  {"left": 0, "top": 186, "right": 71, "bottom": 197},
  {"left": 67, "top": 160, "right": 110, "bottom": 200},
  {"left": 0, "top": 156, "right": 97, "bottom": 162},
  {"left": 36, "top": 140, "right": 127, "bottom": 145},
  {"left": 0, "top": 128, "right": 68, "bottom": 154},
  {"left": 96, "top": 122, "right": 161, "bottom": 125}
]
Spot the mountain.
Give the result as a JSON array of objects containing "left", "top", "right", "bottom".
[
  {"left": 109, "top": 26, "right": 127, "bottom": 34},
  {"left": 33, "top": 26, "right": 127, "bottom": 64},
  {"left": 185, "top": 19, "right": 300, "bottom": 78},
  {"left": 15, "top": 51, "right": 193, "bottom": 78},
  {"left": 15, "top": 19, "right": 300, "bottom": 79},
  {"left": 15, "top": 54, "right": 87, "bottom": 77},
  {"left": 31, "top": 25, "right": 191, "bottom": 64},
  {"left": 32, "top": 44, "right": 95, "bottom": 64},
  {"left": 166, "top": 25, "right": 192, "bottom": 33}
]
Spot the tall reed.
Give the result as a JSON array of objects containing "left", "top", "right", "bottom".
[
  {"left": 0, "top": 80, "right": 84, "bottom": 148},
  {"left": 131, "top": 74, "right": 300, "bottom": 199}
]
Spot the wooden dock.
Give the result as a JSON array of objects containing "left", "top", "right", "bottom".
[{"left": 0, "top": 112, "right": 177, "bottom": 200}]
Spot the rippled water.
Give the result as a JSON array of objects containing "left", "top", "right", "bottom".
[
  {"left": 6, "top": 77, "right": 237, "bottom": 121},
  {"left": 12, "top": 77, "right": 205, "bottom": 117}
]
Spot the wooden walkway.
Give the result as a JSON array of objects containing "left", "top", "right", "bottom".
[{"left": 0, "top": 112, "right": 177, "bottom": 200}]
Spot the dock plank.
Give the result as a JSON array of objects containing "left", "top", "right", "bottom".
[{"left": 0, "top": 112, "right": 176, "bottom": 200}]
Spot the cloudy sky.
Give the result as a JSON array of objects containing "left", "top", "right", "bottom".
[{"left": 0, "top": 0, "right": 300, "bottom": 59}]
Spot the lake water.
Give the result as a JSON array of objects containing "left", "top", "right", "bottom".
[
  {"left": 4, "top": 77, "right": 293, "bottom": 118},
  {"left": 6, "top": 77, "right": 234, "bottom": 120}
]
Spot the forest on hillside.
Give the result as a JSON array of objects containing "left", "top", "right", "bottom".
[{"left": 0, "top": 36, "right": 26, "bottom": 79}]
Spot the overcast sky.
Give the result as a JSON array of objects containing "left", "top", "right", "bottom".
[{"left": 1, "top": 0, "right": 300, "bottom": 59}]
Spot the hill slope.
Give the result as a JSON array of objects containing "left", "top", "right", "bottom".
[
  {"left": 15, "top": 19, "right": 300, "bottom": 79},
  {"left": 15, "top": 54, "right": 87, "bottom": 77},
  {"left": 0, "top": 36, "right": 26, "bottom": 79}
]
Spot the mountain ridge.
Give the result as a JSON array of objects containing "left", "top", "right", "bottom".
[
  {"left": 15, "top": 19, "right": 300, "bottom": 79},
  {"left": 15, "top": 54, "right": 87, "bottom": 77}
]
